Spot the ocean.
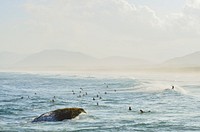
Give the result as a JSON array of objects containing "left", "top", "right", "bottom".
[{"left": 0, "top": 72, "right": 200, "bottom": 132}]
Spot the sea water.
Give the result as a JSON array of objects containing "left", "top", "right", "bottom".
[{"left": 0, "top": 72, "right": 200, "bottom": 132}]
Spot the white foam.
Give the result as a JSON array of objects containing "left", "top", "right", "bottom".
[
  {"left": 134, "top": 81, "right": 188, "bottom": 94},
  {"left": 173, "top": 85, "right": 188, "bottom": 94}
]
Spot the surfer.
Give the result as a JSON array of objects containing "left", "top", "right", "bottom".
[
  {"left": 140, "top": 109, "right": 144, "bottom": 113},
  {"left": 172, "top": 85, "right": 175, "bottom": 89},
  {"left": 129, "top": 106, "right": 132, "bottom": 111},
  {"left": 140, "top": 109, "right": 151, "bottom": 113}
]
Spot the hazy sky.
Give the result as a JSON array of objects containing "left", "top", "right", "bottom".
[{"left": 1, "top": 0, "right": 200, "bottom": 62}]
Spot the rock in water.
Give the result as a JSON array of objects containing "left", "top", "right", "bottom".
[{"left": 32, "top": 108, "right": 86, "bottom": 122}]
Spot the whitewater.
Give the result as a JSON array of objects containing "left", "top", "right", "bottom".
[{"left": 1, "top": 72, "right": 200, "bottom": 131}]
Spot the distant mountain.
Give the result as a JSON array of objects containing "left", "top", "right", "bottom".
[
  {"left": 0, "top": 52, "right": 26, "bottom": 68},
  {"left": 0, "top": 49, "right": 153, "bottom": 71},
  {"left": 162, "top": 51, "right": 200, "bottom": 68},
  {"left": 15, "top": 49, "right": 96, "bottom": 68}
]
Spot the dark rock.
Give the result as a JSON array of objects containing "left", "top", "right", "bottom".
[{"left": 32, "top": 108, "right": 86, "bottom": 122}]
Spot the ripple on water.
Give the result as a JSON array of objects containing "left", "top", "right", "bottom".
[{"left": 1, "top": 73, "right": 200, "bottom": 131}]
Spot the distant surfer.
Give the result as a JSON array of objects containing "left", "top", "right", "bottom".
[
  {"left": 129, "top": 106, "right": 132, "bottom": 111},
  {"left": 140, "top": 109, "right": 144, "bottom": 113},
  {"left": 140, "top": 109, "right": 151, "bottom": 113},
  {"left": 172, "top": 85, "right": 175, "bottom": 90}
]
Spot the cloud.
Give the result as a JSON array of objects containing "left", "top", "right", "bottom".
[
  {"left": 5, "top": 0, "right": 200, "bottom": 61},
  {"left": 185, "top": 0, "right": 200, "bottom": 8},
  {"left": 22, "top": 0, "right": 164, "bottom": 56},
  {"left": 23, "top": 0, "right": 162, "bottom": 39},
  {"left": 166, "top": 0, "right": 200, "bottom": 35}
]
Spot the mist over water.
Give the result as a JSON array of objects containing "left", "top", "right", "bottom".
[
  {"left": 1, "top": 72, "right": 200, "bottom": 131},
  {"left": 1, "top": 1, "right": 200, "bottom": 131}
]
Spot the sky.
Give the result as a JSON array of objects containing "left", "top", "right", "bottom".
[{"left": 1, "top": 0, "right": 200, "bottom": 62}]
